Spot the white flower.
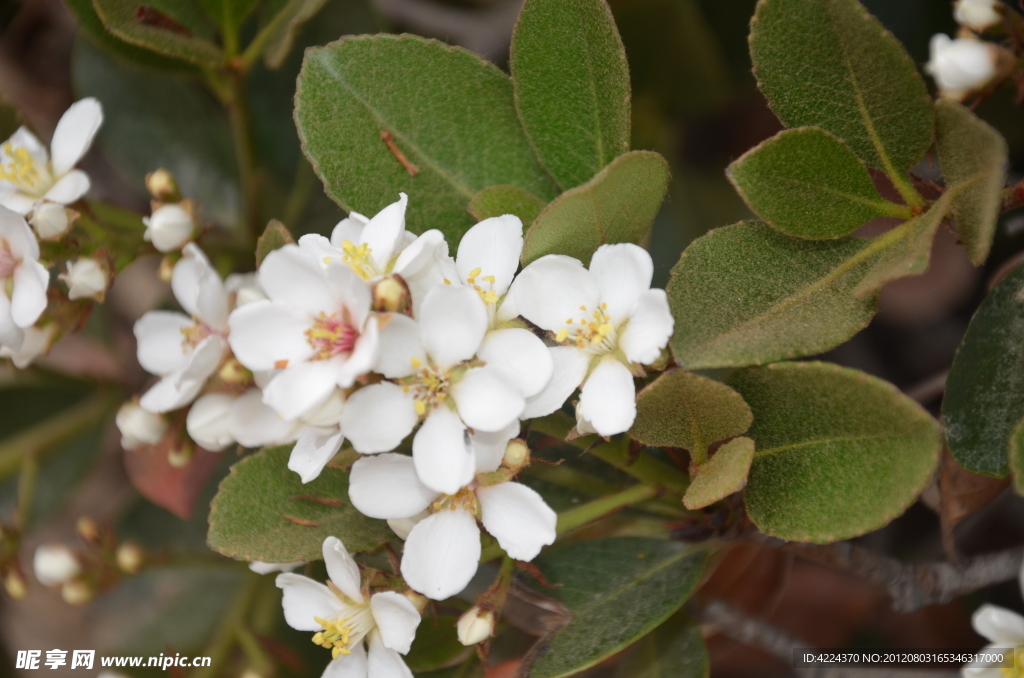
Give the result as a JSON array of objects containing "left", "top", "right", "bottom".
[
  {"left": 249, "top": 560, "right": 302, "bottom": 575},
  {"left": 228, "top": 244, "right": 378, "bottom": 422},
  {"left": 298, "top": 193, "right": 451, "bottom": 311},
  {"left": 342, "top": 284, "right": 524, "bottom": 495},
  {"left": 60, "top": 257, "right": 108, "bottom": 301},
  {"left": 926, "top": 34, "right": 998, "bottom": 100},
  {"left": 509, "top": 243, "right": 673, "bottom": 436},
  {"left": 225, "top": 272, "right": 266, "bottom": 306},
  {"left": 277, "top": 536, "right": 421, "bottom": 677},
  {"left": 0, "top": 98, "right": 102, "bottom": 215},
  {"left": 0, "top": 323, "right": 53, "bottom": 368},
  {"left": 143, "top": 203, "right": 194, "bottom": 252},
  {"left": 0, "top": 206, "right": 49, "bottom": 351},
  {"left": 29, "top": 202, "right": 73, "bottom": 239},
  {"left": 33, "top": 544, "right": 80, "bottom": 587},
  {"left": 349, "top": 452, "right": 556, "bottom": 600},
  {"left": 115, "top": 401, "right": 167, "bottom": 450},
  {"left": 955, "top": 0, "right": 1001, "bottom": 31},
  {"left": 457, "top": 607, "right": 494, "bottom": 646},
  {"left": 134, "top": 244, "right": 229, "bottom": 412},
  {"left": 963, "top": 605, "right": 1024, "bottom": 676},
  {"left": 186, "top": 392, "right": 235, "bottom": 451}
]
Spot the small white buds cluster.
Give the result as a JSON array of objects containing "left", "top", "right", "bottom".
[
  {"left": 115, "top": 401, "right": 167, "bottom": 451},
  {"left": 456, "top": 606, "right": 495, "bottom": 646},
  {"left": 142, "top": 169, "right": 194, "bottom": 253},
  {"left": 955, "top": 0, "right": 1002, "bottom": 32},
  {"left": 29, "top": 202, "right": 77, "bottom": 240},
  {"left": 60, "top": 257, "right": 109, "bottom": 301},
  {"left": 33, "top": 543, "right": 81, "bottom": 587},
  {"left": 926, "top": 34, "right": 1000, "bottom": 100}
]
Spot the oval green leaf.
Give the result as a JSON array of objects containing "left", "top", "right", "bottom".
[
  {"left": 295, "top": 34, "right": 558, "bottom": 242},
  {"left": 943, "top": 262, "right": 1024, "bottom": 477},
  {"left": 510, "top": 0, "right": 631, "bottom": 190},
  {"left": 66, "top": 0, "right": 195, "bottom": 71},
  {"left": 92, "top": 0, "right": 223, "bottom": 67},
  {"left": 613, "top": 612, "right": 709, "bottom": 678},
  {"left": 522, "top": 537, "right": 709, "bottom": 678},
  {"left": 683, "top": 437, "right": 755, "bottom": 510},
  {"left": 207, "top": 445, "right": 391, "bottom": 562},
  {"left": 728, "top": 362, "right": 941, "bottom": 542},
  {"left": 727, "top": 127, "right": 900, "bottom": 239},
  {"left": 468, "top": 184, "right": 547, "bottom": 226},
  {"left": 666, "top": 221, "right": 877, "bottom": 369},
  {"left": 749, "top": 0, "right": 933, "bottom": 174},
  {"left": 521, "top": 150, "right": 669, "bottom": 266}
]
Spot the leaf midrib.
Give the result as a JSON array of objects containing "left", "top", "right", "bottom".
[{"left": 754, "top": 432, "right": 902, "bottom": 459}]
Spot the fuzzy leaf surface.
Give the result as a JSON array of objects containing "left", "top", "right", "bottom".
[
  {"left": 468, "top": 185, "right": 547, "bottom": 226},
  {"left": 728, "top": 362, "right": 941, "bottom": 542},
  {"left": 612, "top": 612, "right": 709, "bottom": 678},
  {"left": 683, "top": 437, "right": 755, "bottom": 510},
  {"left": 66, "top": 0, "right": 193, "bottom": 70},
  {"left": 91, "top": 0, "right": 223, "bottom": 67}
]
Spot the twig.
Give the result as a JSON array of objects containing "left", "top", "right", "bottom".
[
  {"left": 904, "top": 370, "right": 949, "bottom": 404},
  {"left": 695, "top": 598, "right": 806, "bottom": 663},
  {"left": 380, "top": 130, "right": 419, "bottom": 176}
]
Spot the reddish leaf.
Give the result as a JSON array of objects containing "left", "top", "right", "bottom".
[{"left": 123, "top": 442, "right": 223, "bottom": 519}]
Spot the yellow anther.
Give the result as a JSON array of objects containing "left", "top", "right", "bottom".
[
  {"left": 338, "top": 240, "right": 375, "bottom": 279},
  {"left": 410, "top": 356, "right": 422, "bottom": 368},
  {"left": 481, "top": 275, "right": 496, "bottom": 283},
  {"left": 312, "top": 633, "right": 325, "bottom": 645},
  {"left": 601, "top": 303, "right": 607, "bottom": 310},
  {"left": 566, "top": 318, "right": 573, "bottom": 324},
  {"left": 481, "top": 290, "right": 498, "bottom": 303},
  {"left": 313, "top": 615, "right": 355, "bottom": 658},
  {"left": 332, "top": 646, "right": 351, "bottom": 659},
  {"left": 415, "top": 401, "right": 427, "bottom": 416},
  {"left": 0, "top": 143, "right": 40, "bottom": 188},
  {"left": 579, "top": 305, "right": 586, "bottom": 310},
  {"left": 555, "top": 328, "right": 569, "bottom": 342},
  {"left": 443, "top": 279, "right": 451, "bottom": 285},
  {"left": 468, "top": 267, "right": 482, "bottom": 279}
]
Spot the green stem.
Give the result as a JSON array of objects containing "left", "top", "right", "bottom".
[
  {"left": 225, "top": 70, "right": 262, "bottom": 239},
  {"left": 192, "top": 571, "right": 261, "bottom": 678},
  {"left": 235, "top": 626, "right": 271, "bottom": 674},
  {"left": 887, "top": 171, "right": 926, "bottom": 209},
  {"left": 238, "top": 0, "right": 300, "bottom": 70}
]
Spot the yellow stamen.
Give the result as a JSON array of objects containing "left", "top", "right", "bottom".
[
  {"left": 555, "top": 328, "right": 568, "bottom": 342},
  {"left": 313, "top": 616, "right": 355, "bottom": 658},
  {"left": 415, "top": 400, "right": 426, "bottom": 416},
  {"left": 0, "top": 143, "right": 40, "bottom": 188},
  {"left": 468, "top": 267, "right": 482, "bottom": 279},
  {"left": 410, "top": 356, "right": 422, "bottom": 368}
]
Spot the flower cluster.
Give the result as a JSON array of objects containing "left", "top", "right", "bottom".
[{"left": 926, "top": 0, "right": 1008, "bottom": 100}]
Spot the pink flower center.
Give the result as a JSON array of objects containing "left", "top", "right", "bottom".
[
  {"left": 180, "top": 320, "right": 213, "bottom": 351},
  {"left": 305, "top": 313, "right": 359, "bottom": 360},
  {"left": 0, "top": 242, "right": 17, "bottom": 279}
]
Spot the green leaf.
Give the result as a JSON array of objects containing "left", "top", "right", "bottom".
[
  {"left": 630, "top": 369, "right": 752, "bottom": 457},
  {"left": 72, "top": 40, "right": 240, "bottom": 227},
  {"left": 521, "top": 150, "right": 669, "bottom": 266},
  {"left": 468, "top": 185, "right": 546, "bottom": 226},
  {"left": 295, "top": 34, "right": 558, "bottom": 242},
  {"left": 749, "top": 0, "right": 933, "bottom": 175},
  {"left": 521, "top": 537, "right": 709, "bottom": 678},
  {"left": 727, "top": 362, "right": 941, "bottom": 542},
  {"left": 1010, "top": 417, "right": 1024, "bottom": 495},
  {"left": 683, "top": 437, "right": 755, "bottom": 510},
  {"left": 91, "top": 0, "right": 223, "bottom": 67},
  {"left": 256, "top": 0, "right": 331, "bottom": 69},
  {"left": 727, "top": 127, "right": 902, "bottom": 239},
  {"left": 613, "top": 612, "right": 709, "bottom": 678},
  {"left": 935, "top": 99, "right": 1008, "bottom": 266},
  {"left": 207, "top": 445, "right": 391, "bottom": 562},
  {"left": 666, "top": 221, "right": 877, "bottom": 369},
  {"left": 64, "top": 0, "right": 194, "bottom": 71},
  {"left": 405, "top": 615, "right": 470, "bottom": 673},
  {"left": 943, "top": 262, "right": 1024, "bottom": 477},
  {"left": 255, "top": 219, "right": 295, "bottom": 267},
  {"left": 509, "top": 0, "right": 631, "bottom": 190}
]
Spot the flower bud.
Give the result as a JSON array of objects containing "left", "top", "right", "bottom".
[
  {"left": 403, "top": 590, "right": 429, "bottom": 613},
  {"left": 457, "top": 607, "right": 494, "bottom": 646},
  {"left": 76, "top": 516, "right": 101, "bottom": 545},
  {"left": 30, "top": 202, "right": 76, "bottom": 240},
  {"left": 116, "top": 402, "right": 167, "bottom": 451},
  {"left": 145, "top": 168, "right": 181, "bottom": 202},
  {"left": 502, "top": 439, "right": 530, "bottom": 470},
  {"left": 144, "top": 203, "right": 194, "bottom": 252},
  {"left": 4, "top": 569, "right": 26, "bottom": 599},
  {"left": 33, "top": 543, "right": 81, "bottom": 587},
  {"left": 61, "top": 579, "right": 93, "bottom": 606},
  {"left": 955, "top": 0, "right": 1001, "bottom": 32},
  {"left": 0, "top": 324, "right": 54, "bottom": 369},
  {"left": 218, "top": 357, "right": 251, "bottom": 384},
  {"left": 115, "top": 542, "right": 145, "bottom": 574},
  {"left": 373, "top": 276, "right": 409, "bottom": 313},
  {"left": 167, "top": 439, "right": 194, "bottom": 468},
  {"left": 59, "top": 257, "right": 109, "bottom": 301},
  {"left": 186, "top": 393, "right": 235, "bottom": 452},
  {"left": 925, "top": 34, "right": 999, "bottom": 100}
]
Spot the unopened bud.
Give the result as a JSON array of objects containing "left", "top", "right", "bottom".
[
  {"left": 456, "top": 607, "right": 495, "bottom": 646},
  {"left": 116, "top": 401, "right": 167, "bottom": 451},
  {"left": 145, "top": 168, "right": 181, "bottom": 202},
  {"left": 115, "top": 542, "right": 145, "bottom": 574},
  {"left": 168, "top": 439, "right": 194, "bottom": 468},
  {"left": 76, "top": 516, "right": 101, "bottom": 545},
  {"left": 61, "top": 579, "right": 93, "bottom": 606},
  {"left": 4, "top": 569, "right": 26, "bottom": 599},
  {"left": 955, "top": 0, "right": 1001, "bottom": 32},
  {"left": 33, "top": 544, "right": 81, "bottom": 587},
  {"left": 218, "top": 357, "right": 251, "bottom": 384},
  {"left": 144, "top": 203, "right": 194, "bottom": 253},
  {"left": 30, "top": 203, "right": 77, "bottom": 240},
  {"left": 186, "top": 393, "right": 235, "bottom": 452},
  {"left": 403, "top": 590, "right": 429, "bottom": 613},
  {"left": 502, "top": 439, "right": 530, "bottom": 469},
  {"left": 59, "top": 257, "right": 109, "bottom": 301},
  {"left": 925, "top": 34, "right": 1000, "bottom": 100},
  {"left": 373, "top": 276, "right": 409, "bottom": 313}
]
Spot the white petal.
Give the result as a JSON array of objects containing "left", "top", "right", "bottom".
[
  {"left": 521, "top": 347, "right": 590, "bottom": 419},
  {"left": 263, "top": 360, "right": 340, "bottom": 421},
  {"left": 588, "top": 244, "right": 653, "bottom": 325},
  {"left": 0, "top": 208, "right": 39, "bottom": 258},
  {"left": 455, "top": 215, "right": 523, "bottom": 297},
  {"left": 478, "top": 482, "right": 556, "bottom": 561},
  {"left": 972, "top": 604, "right": 1024, "bottom": 644},
  {"left": 366, "top": 629, "right": 414, "bottom": 678},
  {"left": 178, "top": 334, "right": 226, "bottom": 384},
  {"left": 418, "top": 285, "right": 488, "bottom": 371},
  {"left": 289, "top": 427, "right": 345, "bottom": 484},
  {"left": 388, "top": 512, "right": 427, "bottom": 540},
  {"left": 472, "top": 420, "right": 520, "bottom": 473},
  {"left": 228, "top": 389, "right": 301, "bottom": 447},
  {"left": 450, "top": 367, "right": 524, "bottom": 433},
  {"left": 248, "top": 561, "right": 302, "bottom": 575},
  {"left": 400, "top": 510, "right": 481, "bottom": 601},
  {"left": 0, "top": 192, "right": 36, "bottom": 216},
  {"left": 42, "top": 170, "right": 90, "bottom": 205},
  {"left": 258, "top": 245, "right": 335, "bottom": 315},
  {"left": 50, "top": 98, "right": 103, "bottom": 176},
  {"left": 375, "top": 313, "right": 426, "bottom": 379},
  {"left": 577, "top": 356, "right": 636, "bottom": 436},
  {"left": 134, "top": 311, "right": 192, "bottom": 375},
  {"left": 392, "top": 229, "right": 447, "bottom": 280},
  {"left": 477, "top": 328, "right": 553, "bottom": 398},
  {"left": 323, "top": 536, "right": 365, "bottom": 604},
  {"left": 5, "top": 128, "right": 48, "bottom": 168},
  {"left": 361, "top": 193, "right": 408, "bottom": 270},
  {"left": 1, "top": 323, "right": 52, "bottom": 368},
  {"left": 298, "top": 233, "right": 341, "bottom": 269},
  {"left": 334, "top": 317, "right": 378, "bottom": 388},
  {"left": 173, "top": 244, "right": 228, "bottom": 331},
  {"left": 370, "top": 591, "right": 421, "bottom": 654},
  {"left": 275, "top": 573, "right": 344, "bottom": 631},
  {"left": 618, "top": 289, "right": 673, "bottom": 366},
  {"left": 323, "top": 642, "right": 368, "bottom": 678},
  {"left": 350, "top": 453, "right": 439, "bottom": 519},
  {"left": 227, "top": 300, "right": 314, "bottom": 371},
  {"left": 185, "top": 393, "right": 235, "bottom": 451},
  {"left": 330, "top": 211, "right": 368, "bottom": 249},
  {"left": 139, "top": 372, "right": 204, "bottom": 413},
  {"left": 11, "top": 260, "right": 48, "bottom": 328},
  {"left": 324, "top": 262, "right": 373, "bottom": 329},
  {"left": 507, "top": 255, "right": 599, "bottom": 333},
  {"left": 413, "top": 407, "right": 475, "bottom": 495},
  {"left": 341, "top": 383, "right": 418, "bottom": 454}
]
